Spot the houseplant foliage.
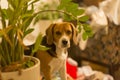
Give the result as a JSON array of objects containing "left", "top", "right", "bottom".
[
  {"left": 0, "top": 0, "right": 92, "bottom": 72},
  {"left": 0, "top": 0, "right": 48, "bottom": 72},
  {"left": 57, "top": 0, "right": 93, "bottom": 40},
  {"left": 34, "top": 0, "right": 93, "bottom": 40}
]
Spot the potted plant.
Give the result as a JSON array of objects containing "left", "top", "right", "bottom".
[
  {"left": 0, "top": 0, "right": 92, "bottom": 80},
  {"left": 0, "top": 0, "right": 49, "bottom": 80}
]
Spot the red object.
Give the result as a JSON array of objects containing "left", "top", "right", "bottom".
[{"left": 66, "top": 60, "right": 77, "bottom": 79}]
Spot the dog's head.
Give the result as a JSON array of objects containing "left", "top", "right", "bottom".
[{"left": 46, "top": 22, "right": 77, "bottom": 49}]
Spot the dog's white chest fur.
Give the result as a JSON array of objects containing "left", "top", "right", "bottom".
[{"left": 49, "top": 49, "right": 67, "bottom": 76}]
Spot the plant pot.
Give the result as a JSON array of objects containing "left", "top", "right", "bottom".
[{"left": 1, "top": 56, "right": 41, "bottom": 80}]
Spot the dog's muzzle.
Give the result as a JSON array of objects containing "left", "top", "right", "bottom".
[
  {"left": 61, "top": 39, "right": 70, "bottom": 48},
  {"left": 62, "top": 39, "right": 68, "bottom": 45}
]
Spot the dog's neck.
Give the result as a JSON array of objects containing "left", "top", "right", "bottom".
[{"left": 55, "top": 47, "right": 68, "bottom": 59}]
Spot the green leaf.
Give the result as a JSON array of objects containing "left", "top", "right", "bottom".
[
  {"left": 31, "top": 33, "right": 49, "bottom": 55},
  {"left": 77, "top": 25, "right": 82, "bottom": 33},
  {"left": 58, "top": 0, "right": 86, "bottom": 31},
  {"left": 22, "top": 16, "right": 34, "bottom": 30},
  {"left": 1, "top": 9, "right": 8, "bottom": 19},
  {"left": 34, "top": 33, "right": 43, "bottom": 50},
  {"left": 63, "top": 15, "right": 73, "bottom": 21},
  {"left": 21, "top": 10, "right": 33, "bottom": 19},
  {"left": 87, "top": 30, "right": 93, "bottom": 38},
  {"left": 23, "top": 60, "right": 34, "bottom": 68},
  {"left": 79, "top": 15, "right": 89, "bottom": 22},
  {"left": 82, "top": 24, "right": 91, "bottom": 31},
  {"left": 31, "top": 33, "right": 43, "bottom": 55},
  {"left": 82, "top": 32, "right": 88, "bottom": 40},
  {"left": 74, "top": 9, "right": 85, "bottom": 16},
  {"left": 38, "top": 45, "right": 50, "bottom": 51},
  {"left": 57, "top": 0, "right": 72, "bottom": 10},
  {"left": 24, "top": 28, "right": 34, "bottom": 37},
  {"left": 6, "top": 8, "right": 14, "bottom": 22},
  {"left": 0, "top": 9, "right": 7, "bottom": 27},
  {"left": 82, "top": 24, "right": 93, "bottom": 39},
  {"left": 7, "top": 0, "right": 16, "bottom": 10}
]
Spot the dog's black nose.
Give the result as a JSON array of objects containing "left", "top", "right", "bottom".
[{"left": 62, "top": 40, "right": 68, "bottom": 45}]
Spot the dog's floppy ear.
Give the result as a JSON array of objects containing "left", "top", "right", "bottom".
[
  {"left": 70, "top": 23, "right": 78, "bottom": 45},
  {"left": 46, "top": 23, "right": 56, "bottom": 45}
]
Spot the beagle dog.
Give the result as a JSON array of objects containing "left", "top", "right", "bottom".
[{"left": 35, "top": 22, "right": 77, "bottom": 80}]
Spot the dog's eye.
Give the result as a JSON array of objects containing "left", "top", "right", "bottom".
[
  {"left": 56, "top": 31, "right": 61, "bottom": 35},
  {"left": 66, "top": 30, "right": 72, "bottom": 35}
]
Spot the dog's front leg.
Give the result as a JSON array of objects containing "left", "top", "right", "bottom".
[
  {"left": 59, "top": 61, "right": 67, "bottom": 80},
  {"left": 43, "top": 71, "right": 52, "bottom": 80},
  {"left": 42, "top": 66, "right": 52, "bottom": 80}
]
